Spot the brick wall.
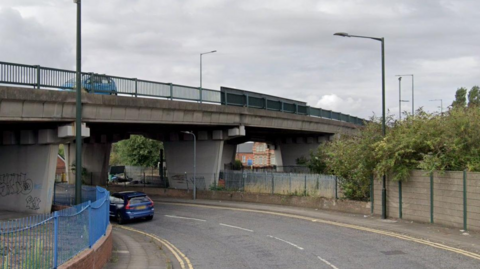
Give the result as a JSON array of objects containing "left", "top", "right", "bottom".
[{"left": 374, "top": 170, "right": 480, "bottom": 231}]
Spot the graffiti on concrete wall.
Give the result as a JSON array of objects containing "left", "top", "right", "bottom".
[
  {"left": 26, "top": 195, "right": 41, "bottom": 210},
  {"left": 0, "top": 173, "right": 33, "bottom": 197}
]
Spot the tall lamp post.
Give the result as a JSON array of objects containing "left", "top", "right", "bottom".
[
  {"left": 74, "top": 0, "right": 83, "bottom": 205},
  {"left": 181, "top": 131, "right": 197, "bottom": 200},
  {"left": 430, "top": 99, "right": 443, "bottom": 114},
  {"left": 334, "top": 32, "right": 387, "bottom": 219},
  {"left": 397, "top": 77, "right": 409, "bottom": 120},
  {"left": 396, "top": 74, "right": 414, "bottom": 115},
  {"left": 200, "top": 50, "right": 217, "bottom": 103}
]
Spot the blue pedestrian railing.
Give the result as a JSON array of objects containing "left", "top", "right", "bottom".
[
  {"left": 0, "top": 186, "right": 110, "bottom": 269},
  {"left": 0, "top": 61, "right": 365, "bottom": 126}
]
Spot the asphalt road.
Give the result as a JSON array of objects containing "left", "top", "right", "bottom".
[{"left": 123, "top": 203, "right": 479, "bottom": 269}]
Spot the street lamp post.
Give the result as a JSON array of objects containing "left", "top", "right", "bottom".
[
  {"left": 74, "top": 0, "right": 83, "bottom": 205},
  {"left": 334, "top": 32, "right": 387, "bottom": 219},
  {"left": 181, "top": 131, "right": 197, "bottom": 200},
  {"left": 396, "top": 74, "right": 414, "bottom": 115},
  {"left": 430, "top": 99, "right": 443, "bottom": 114},
  {"left": 200, "top": 50, "right": 217, "bottom": 103},
  {"left": 398, "top": 77, "right": 409, "bottom": 120}
]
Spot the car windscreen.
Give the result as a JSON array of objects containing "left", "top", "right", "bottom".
[{"left": 129, "top": 196, "right": 150, "bottom": 205}]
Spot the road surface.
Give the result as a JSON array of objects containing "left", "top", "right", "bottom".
[{"left": 123, "top": 202, "right": 479, "bottom": 269}]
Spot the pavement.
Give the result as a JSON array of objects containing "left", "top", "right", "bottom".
[{"left": 104, "top": 226, "right": 175, "bottom": 269}]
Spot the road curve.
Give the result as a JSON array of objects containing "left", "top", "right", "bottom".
[{"left": 124, "top": 203, "right": 479, "bottom": 269}]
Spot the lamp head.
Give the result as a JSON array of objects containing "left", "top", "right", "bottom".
[{"left": 334, "top": 32, "right": 349, "bottom": 37}]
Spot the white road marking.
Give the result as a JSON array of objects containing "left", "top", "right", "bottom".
[
  {"left": 219, "top": 223, "right": 254, "bottom": 232},
  {"left": 165, "top": 215, "right": 206, "bottom": 222},
  {"left": 267, "top": 235, "right": 304, "bottom": 250},
  {"left": 113, "top": 250, "right": 130, "bottom": 254},
  {"left": 317, "top": 256, "right": 340, "bottom": 269}
]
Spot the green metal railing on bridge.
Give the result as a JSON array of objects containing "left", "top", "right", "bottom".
[{"left": 0, "top": 61, "right": 364, "bottom": 126}]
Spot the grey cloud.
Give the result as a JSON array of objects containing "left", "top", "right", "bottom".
[{"left": 1, "top": 0, "right": 479, "bottom": 118}]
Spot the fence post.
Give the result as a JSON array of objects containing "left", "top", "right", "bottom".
[
  {"left": 88, "top": 201, "right": 92, "bottom": 248},
  {"left": 134, "top": 78, "right": 138, "bottom": 97},
  {"left": 370, "top": 175, "right": 374, "bottom": 214},
  {"left": 36, "top": 65, "right": 41, "bottom": 89},
  {"left": 105, "top": 192, "right": 110, "bottom": 235},
  {"left": 271, "top": 173, "right": 274, "bottom": 195},
  {"left": 264, "top": 170, "right": 267, "bottom": 193},
  {"left": 335, "top": 176, "right": 338, "bottom": 200},
  {"left": 304, "top": 175, "right": 307, "bottom": 196},
  {"left": 430, "top": 172, "right": 434, "bottom": 224},
  {"left": 463, "top": 170, "right": 467, "bottom": 231},
  {"left": 53, "top": 211, "right": 59, "bottom": 268},
  {"left": 169, "top": 83, "right": 173, "bottom": 100},
  {"left": 289, "top": 173, "right": 292, "bottom": 193},
  {"left": 398, "top": 181, "right": 402, "bottom": 219},
  {"left": 199, "top": 87, "right": 203, "bottom": 103},
  {"left": 90, "top": 73, "right": 95, "bottom": 94}
]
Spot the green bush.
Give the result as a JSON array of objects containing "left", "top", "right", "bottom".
[{"left": 308, "top": 103, "right": 480, "bottom": 201}]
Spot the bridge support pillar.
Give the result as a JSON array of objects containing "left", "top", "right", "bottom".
[
  {"left": 0, "top": 130, "right": 60, "bottom": 214},
  {"left": 65, "top": 141, "right": 112, "bottom": 186},
  {"left": 164, "top": 131, "right": 236, "bottom": 190},
  {"left": 276, "top": 136, "right": 329, "bottom": 172}
]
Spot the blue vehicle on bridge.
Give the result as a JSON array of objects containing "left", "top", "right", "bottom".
[
  {"left": 109, "top": 191, "right": 154, "bottom": 224},
  {"left": 60, "top": 74, "right": 117, "bottom": 95}
]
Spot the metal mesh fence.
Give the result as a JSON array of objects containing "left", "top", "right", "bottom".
[
  {"left": 53, "top": 184, "right": 97, "bottom": 206},
  {"left": 220, "top": 171, "right": 337, "bottom": 198},
  {"left": 0, "top": 187, "right": 109, "bottom": 269}
]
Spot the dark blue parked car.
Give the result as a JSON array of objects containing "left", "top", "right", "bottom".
[
  {"left": 60, "top": 74, "right": 117, "bottom": 95},
  {"left": 109, "top": 191, "right": 154, "bottom": 224}
]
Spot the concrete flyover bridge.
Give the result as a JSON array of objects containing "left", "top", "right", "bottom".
[{"left": 0, "top": 61, "right": 364, "bottom": 213}]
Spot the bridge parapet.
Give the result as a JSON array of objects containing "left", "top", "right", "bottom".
[{"left": 0, "top": 61, "right": 365, "bottom": 126}]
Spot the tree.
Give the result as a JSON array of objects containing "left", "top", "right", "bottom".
[
  {"left": 468, "top": 86, "right": 480, "bottom": 107},
  {"left": 113, "top": 135, "right": 163, "bottom": 167},
  {"left": 452, "top": 87, "right": 467, "bottom": 108}
]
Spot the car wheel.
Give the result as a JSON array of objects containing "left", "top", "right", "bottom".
[
  {"left": 146, "top": 216, "right": 153, "bottom": 221},
  {"left": 117, "top": 214, "right": 125, "bottom": 224}
]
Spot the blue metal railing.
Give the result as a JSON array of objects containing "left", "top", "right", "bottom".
[
  {"left": 0, "top": 60, "right": 365, "bottom": 126},
  {"left": 0, "top": 186, "right": 110, "bottom": 269}
]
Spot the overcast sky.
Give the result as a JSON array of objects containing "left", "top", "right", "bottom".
[{"left": 1, "top": 0, "right": 479, "bottom": 119}]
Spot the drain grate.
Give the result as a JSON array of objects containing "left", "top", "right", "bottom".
[{"left": 381, "top": 250, "right": 406, "bottom": 255}]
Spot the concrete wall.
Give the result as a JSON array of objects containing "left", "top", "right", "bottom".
[
  {"left": 374, "top": 170, "right": 480, "bottom": 231},
  {"left": 0, "top": 144, "right": 58, "bottom": 214}
]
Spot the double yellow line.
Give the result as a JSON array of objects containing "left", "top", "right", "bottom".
[
  {"left": 115, "top": 225, "right": 194, "bottom": 269},
  {"left": 162, "top": 202, "right": 480, "bottom": 261}
]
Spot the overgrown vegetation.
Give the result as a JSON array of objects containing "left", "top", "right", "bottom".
[
  {"left": 308, "top": 86, "right": 480, "bottom": 200},
  {"left": 110, "top": 135, "right": 163, "bottom": 167}
]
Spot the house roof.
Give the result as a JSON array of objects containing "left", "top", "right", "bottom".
[{"left": 237, "top": 143, "right": 253, "bottom": 153}]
